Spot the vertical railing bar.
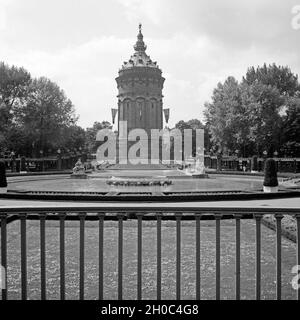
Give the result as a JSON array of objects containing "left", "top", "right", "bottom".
[
  {"left": 118, "top": 214, "right": 124, "bottom": 300},
  {"left": 98, "top": 213, "right": 105, "bottom": 300},
  {"left": 275, "top": 214, "right": 283, "bottom": 300},
  {"left": 20, "top": 213, "right": 27, "bottom": 300},
  {"left": 296, "top": 214, "right": 300, "bottom": 301},
  {"left": 235, "top": 214, "right": 241, "bottom": 300},
  {"left": 79, "top": 212, "right": 86, "bottom": 300},
  {"left": 59, "top": 213, "right": 66, "bottom": 300},
  {"left": 255, "top": 214, "right": 262, "bottom": 300},
  {"left": 195, "top": 214, "right": 201, "bottom": 300},
  {"left": 40, "top": 213, "right": 47, "bottom": 300},
  {"left": 137, "top": 213, "right": 143, "bottom": 300},
  {"left": 156, "top": 213, "right": 162, "bottom": 300},
  {"left": 0, "top": 213, "right": 8, "bottom": 300},
  {"left": 215, "top": 214, "right": 222, "bottom": 300},
  {"left": 176, "top": 213, "right": 182, "bottom": 300}
]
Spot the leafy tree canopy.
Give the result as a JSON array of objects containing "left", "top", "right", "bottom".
[{"left": 204, "top": 64, "right": 300, "bottom": 157}]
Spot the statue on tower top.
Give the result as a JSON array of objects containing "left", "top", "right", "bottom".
[
  {"left": 134, "top": 23, "right": 147, "bottom": 52},
  {"left": 121, "top": 24, "right": 161, "bottom": 70}
]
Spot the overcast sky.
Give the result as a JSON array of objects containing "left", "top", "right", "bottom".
[{"left": 1, "top": 0, "right": 299, "bottom": 129}]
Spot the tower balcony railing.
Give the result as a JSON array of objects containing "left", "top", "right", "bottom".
[{"left": 0, "top": 205, "right": 300, "bottom": 300}]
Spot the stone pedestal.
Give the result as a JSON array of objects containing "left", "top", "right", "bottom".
[
  {"left": 263, "top": 185, "right": 278, "bottom": 193},
  {"left": 0, "top": 187, "right": 7, "bottom": 193}
]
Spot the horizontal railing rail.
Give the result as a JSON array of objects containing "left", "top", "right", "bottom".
[
  {"left": 1, "top": 206, "right": 300, "bottom": 301},
  {"left": 1, "top": 206, "right": 300, "bottom": 214}
]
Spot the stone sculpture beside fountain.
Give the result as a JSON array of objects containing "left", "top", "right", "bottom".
[{"left": 70, "top": 158, "right": 87, "bottom": 179}]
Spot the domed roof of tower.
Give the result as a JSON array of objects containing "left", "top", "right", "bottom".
[{"left": 121, "top": 24, "right": 160, "bottom": 70}]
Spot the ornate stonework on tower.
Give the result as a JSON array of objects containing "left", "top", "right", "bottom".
[{"left": 116, "top": 24, "right": 165, "bottom": 134}]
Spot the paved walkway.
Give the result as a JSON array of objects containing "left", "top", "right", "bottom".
[{"left": 0, "top": 196, "right": 299, "bottom": 210}]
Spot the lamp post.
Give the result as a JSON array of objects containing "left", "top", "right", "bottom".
[
  {"left": 40, "top": 150, "right": 44, "bottom": 172},
  {"left": 235, "top": 149, "right": 239, "bottom": 171},
  {"left": 263, "top": 150, "right": 267, "bottom": 157},
  {"left": 10, "top": 150, "right": 16, "bottom": 173},
  {"left": 263, "top": 150, "right": 268, "bottom": 171},
  {"left": 216, "top": 151, "right": 222, "bottom": 172},
  {"left": 273, "top": 151, "right": 279, "bottom": 172},
  {"left": 57, "top": 148, "right": 62, "bottom": 171}
]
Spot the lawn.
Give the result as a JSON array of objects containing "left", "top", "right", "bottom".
[{"left": 1, "top": 218, "right": 297, "bottom": 300}]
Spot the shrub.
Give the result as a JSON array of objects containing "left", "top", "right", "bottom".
[
  {"left": 251, "top": 156, "right": 258, "bottom": 171},
  {"left": 263, "top": 158, "right": 278, "bottom": 187},
  {"left": 0, "top": 161, "right": 7, "bottom": 188}
]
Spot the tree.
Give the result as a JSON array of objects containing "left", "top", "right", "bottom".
[
  {"left": 281, "top": 97, "right": 300, "bottom": 156},
  {"left": 241, "top": 63, "right": 300, "bottom": 156},
  {"left": 0, "top": 62, "right": 89, "bottom": 157},
  {"left": 204, "top": 76, "right": 249, "bottom": 155},
  {"left": 0, "top": 62, "right": 31, "bottom": 153},
  {"left": 242, "top": 63, "right": 300, "bottom": 156},
  {"left": 85, "top": 121, "right": 113, "bottom": 153},
  {"left": 204, "top": 64, "right": 300, "bottom": 157},
  {"left": 14, "top": 77, "right": 78, "bottom": 156},
  {"left": 240, "top": 81, "right": 284, "bottom": 156},
  {"left": 175, "top": 119, "right": 206, "bottom": 157},
  {"left": 61, "top": 125, "right": 86, "bottom": 153},
  {"left": 0, "top": 62, "right": 31, "bottom": 110},
  {"left": 243, "top": 63, "right": 300, "bottom": 97}
]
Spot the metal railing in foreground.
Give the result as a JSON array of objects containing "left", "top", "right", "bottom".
[{"left": 1, "top": 206, "right": 300, "bottom": 300}]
